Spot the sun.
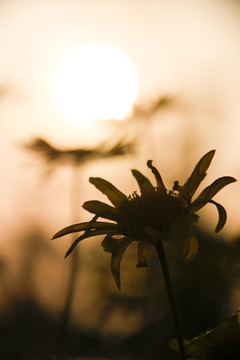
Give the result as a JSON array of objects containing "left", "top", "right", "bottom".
[{"left": 53, "top": 44, "right": 139, "bottom": 127}]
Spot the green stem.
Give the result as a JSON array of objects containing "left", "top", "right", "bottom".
[{"left": 156, "top": 239, "right": 186, "bottom": 360}]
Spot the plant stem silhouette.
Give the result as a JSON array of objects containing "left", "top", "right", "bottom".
[
  {"left": 156, "top": 239, "right": 186, "bottom": 360},
  {"left": 55, "top": 166, "right": 81, "bottom": 357}
]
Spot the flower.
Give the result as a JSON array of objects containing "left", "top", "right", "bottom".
[
  {"left": 52, "top": 150, "right": 236, "bottom": 290},
  {"left": 185, "top": 312, "right": 240, "bottom": 359}
]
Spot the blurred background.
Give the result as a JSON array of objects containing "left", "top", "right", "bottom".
[{"left": 1, "top": 0, "right": 240, "bottom": 359}]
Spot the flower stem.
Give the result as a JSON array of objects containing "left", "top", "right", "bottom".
[
  {"left": 55, "top": 166, "right": 81, "bottom": 357},
  {"left": 156, "top": 239, "right": 186, "bottom": 360}
]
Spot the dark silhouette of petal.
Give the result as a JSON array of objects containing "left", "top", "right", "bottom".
[
  {"left": 102, "top": 235, "right": 133, "bottom": 290},
  {"left": 89, "top": 177, "right": 127, "bottom": 208},
  {"left": 147, "top": 159, "right": 167, "bottom": 190},
  {"left": 131, "top": 169, "right": 155, "bottom": 195},
  {"left": 52, "top": 221, "right": 119, "bottom": 239},
  {"left": 65, "top": 226, "right": 122, "bottom": 258},
  {"left": 83, "top": 200, "right": 118, "bottom": 221},
  {"left": 183, "top": 150, "right": 216, "bottom": 199},
  {"left": 189, "top": 176, "right": 236, "bottom": 213},
  {"left": 208, "top": 200, "right": 227, "bottom": 233},
  {"left": 136, "top": 240, "right": 154, "bottom": 267}
]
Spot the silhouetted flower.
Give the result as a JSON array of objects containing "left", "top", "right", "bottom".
[
  {"left": 52, "top": 150, "right": 236, "bottom": 289},
  {"left": 185, "top": 312, "right": 240, "bottom": 359}
]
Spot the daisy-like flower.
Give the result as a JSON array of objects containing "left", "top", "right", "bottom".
[{"left": 52, "top": 150, "right": 236, "bottom": 290}]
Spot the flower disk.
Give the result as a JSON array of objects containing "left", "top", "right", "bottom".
[{"left": 118, "top": 188, "right": 185, "bottom": 241}]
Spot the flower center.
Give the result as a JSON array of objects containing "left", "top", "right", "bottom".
[{"left": 118, "top": 188, "right": 185, "bottom": 240}]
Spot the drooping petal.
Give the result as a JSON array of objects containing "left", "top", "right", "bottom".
[
  {"left": 136, "top": 240, "right": 154, "bottom": 267},
  {"left": 147, "top": 160, "right": 167, "bottom": 190},
  {"left": 52, "top": 221, "right": 120, "bottom": 239},
  {"left": 189, "top": 176, "right": 236, "bottom": 213},
  {"left": 183, "top": 150, "right": 216, "bottom": 199},
  {"left": 89, "top": 177, "right": 127, "bottom": 208},
  {"left": 65, "top": 226, "right": 122, "bottom": 258},
  {"left": 208, "top": 200, "right": 227, "bottom": 233},
  {"left": 83, "top": 200, "right": 118, "bottom": 221},
  {"left": 131, "top": 169, "right": 154, "bottom": 195},
  {"left": 160, "top": 213, "right": 199, "bottom": 243},
  {"left": 182, "top": 236, "right": 199, "bottom": 263},
  {"left": 102, "top": 235, "right": 133, "bottom": 290},
  {"left": 163, "top": 235, "right": 199, "bottom": 264}
]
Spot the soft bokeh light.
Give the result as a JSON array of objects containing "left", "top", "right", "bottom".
[{"left": 53, "top": 44, "right": 139, "bottom": 127}]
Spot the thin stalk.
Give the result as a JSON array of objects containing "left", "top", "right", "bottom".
[
  {"left": 55, "top": 165, "right": 81, "bottom": 357},
  {"left": 156, "top": 239, "right": 186, "bottom": 360}
]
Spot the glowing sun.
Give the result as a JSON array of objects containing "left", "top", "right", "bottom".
[{"left": 53, "top": 44, "right": 139, "bottom": 127}]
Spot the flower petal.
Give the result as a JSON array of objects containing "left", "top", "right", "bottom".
[
  {"left": 161, "top": 213, "right": 199, "bottom": 243},
  {"left": 208, "top": 199, "right": 227, "bottom": 233},
  {"left": 147, "top": 160, "right": 167, "bottom": 190},
  {"left": 182, "top": 236, "right": 199, "bottom": 263},
  {"left": 89, "top": 177, "right": 127, "bottom": 208},
  {"left": 136, "top": 240, "right": 154, "bottom": 267},
  {"left": 52, "top": 221, "right": 120, "bottom": 239},
  {"left": 102, "top": 235, "right": 133, "bottom": 290},
  {"left": 189, "top": 176, "right": 236, "bottom": 213},
  {"left": 163, "top": 235, "right": 199, "bottom": 264},
  {"left": 131, "top": 169, "right": 154, "bottom": 195},
  {"left": 83, "top": 200, "right": 118, "bottom": 221},
  {"left": 65, "top": 227, "right": 122, "bottom": 258},
  {"left": 183, "top": 150, "right": 216, "bottom": 198}
]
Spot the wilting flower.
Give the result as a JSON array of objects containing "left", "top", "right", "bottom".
[
  {"left": 184, "top": 312, "right": 240, "bottom": 359},
  {"left": 52, "top": 150, "right": 236, "bottom": 289}
]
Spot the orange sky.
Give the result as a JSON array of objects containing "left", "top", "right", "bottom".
[{"left": 1, "top": 0, "right": 240, "bottom": 237}]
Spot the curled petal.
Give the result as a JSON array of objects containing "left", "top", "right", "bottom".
[
  {"left": 102, "top": 235, "right": 133, "bottom": 290},
  {"left": 136, "top": 240, "right": 154, "bottom": 267},
  {"left": 189, "top": 176, "right": 236, "bottom": 213},
  {"left": 83, "top": 200, "right": 118, "bottom": 221},
  {"left": 182, "top": 236, "right": 199, "bottom": 263},
  {"left": 209, "top": 200, "right": 227, "bottom": 233},
  {"left": 163, "top": 235, "right": 199, "bottom": 264},
  {"left": 147, "top": 160, "right": 167, "bottom": 190},
  {"left": 183, "top": 150, "right": 216, "bottom": 199},
  {"left": 52, "top": 221, "right": 119, "bottom": 239},
  {"left": 131, "top": 169, "right": 154, "bottom": 195},
  {"left": 89, "top": 177, "right": 127, "bottom": 208}
]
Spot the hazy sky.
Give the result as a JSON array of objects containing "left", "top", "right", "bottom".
[{"left": 0, "top": 0, "right": 240, "bottom": 243}]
